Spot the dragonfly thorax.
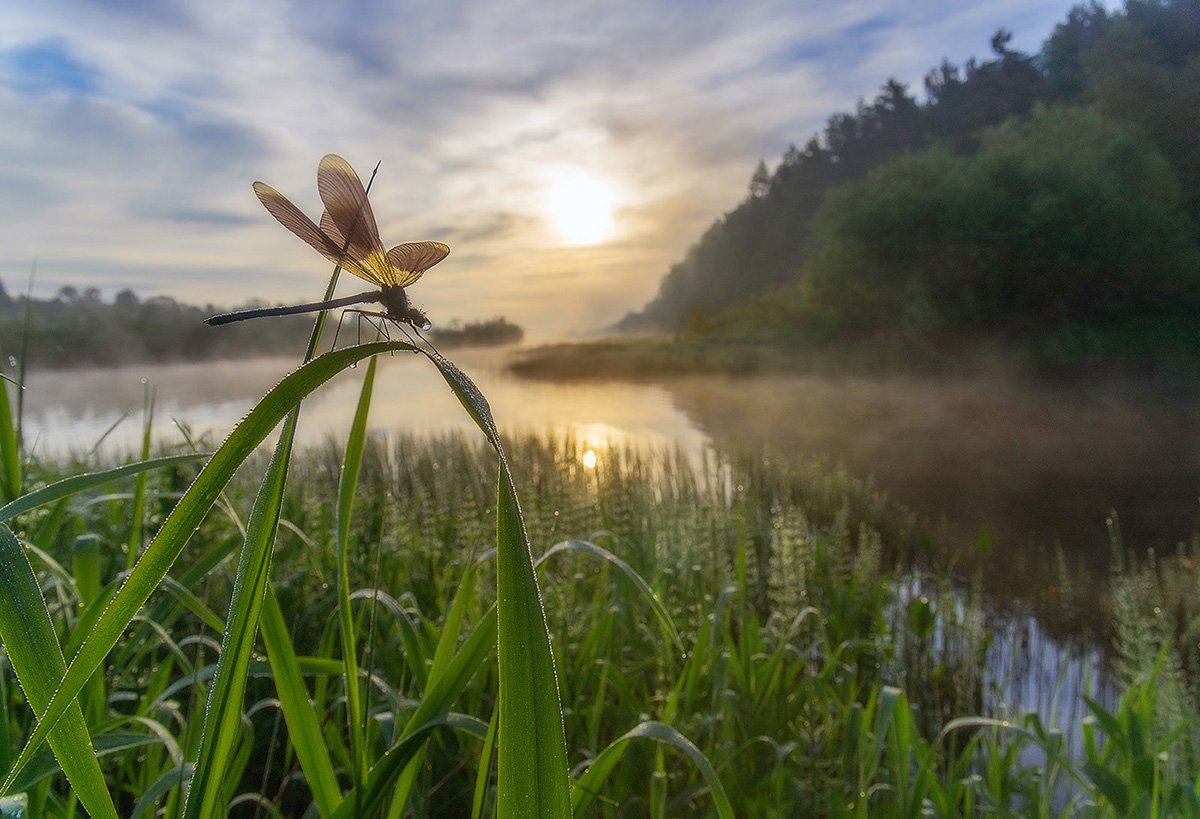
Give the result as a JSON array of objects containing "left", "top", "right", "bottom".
[{"left": 379, "top": 285, "right": 431, "bottom": 330}]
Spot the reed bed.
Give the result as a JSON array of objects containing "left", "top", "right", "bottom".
[{"left": 2, "top": 387, "right": 1197, "bottom": 816}]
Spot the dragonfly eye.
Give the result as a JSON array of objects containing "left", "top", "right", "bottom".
[{"left": 410, "top": 308, "right": 432, "bottom": 331}]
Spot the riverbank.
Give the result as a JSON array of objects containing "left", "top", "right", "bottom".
[{"left": 509, "top": 334, "right": 1200, "bottom": 387}]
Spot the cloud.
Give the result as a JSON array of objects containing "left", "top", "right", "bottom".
[
  {"left": 1, "top": 37, "right": 100, "bottom": 96},
  {"left": 0, "top": 0, "right": 1082, "bottom": 339}
]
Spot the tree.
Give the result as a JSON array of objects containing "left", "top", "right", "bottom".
[
  {"left": 748, "top": 160, "right": 771, "bottom": 198},
  {"left": 793, "top": 105, "right": 1200, "bottom": 359}
]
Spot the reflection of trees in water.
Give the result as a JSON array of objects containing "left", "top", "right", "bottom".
[{"left": 667, "top": 373, "right": 1200, "bottom": 639}]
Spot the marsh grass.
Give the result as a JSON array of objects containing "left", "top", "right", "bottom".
[{"left": 0, "top": 342, "right": 1196, "bottom": 814}]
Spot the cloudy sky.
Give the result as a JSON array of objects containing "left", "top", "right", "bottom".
[{"left": 0, "top": 0, "right": 1081, "bottom": 340}]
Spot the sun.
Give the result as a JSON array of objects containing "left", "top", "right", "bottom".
[{"left": 543, "top": 169, "right": 618, "bottom": 246}]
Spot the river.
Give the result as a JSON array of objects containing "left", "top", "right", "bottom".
[
  {"left": 22, "top": 348, "right": 1200, "bottom": 613},
  {"left": 20, "top": 347, "right": 1200, "bottom": 730}
]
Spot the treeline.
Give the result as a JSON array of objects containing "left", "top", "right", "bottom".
[
  {"left": 0, "top": 285, "right": 523, "bottom": 369},
  {"left": 428, "top": 317, "right": 524, "bottom": 349},
  {"left": 621, "top": 0, "right": 1200, "bottom": 371}
]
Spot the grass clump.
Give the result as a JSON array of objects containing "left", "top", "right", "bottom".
[{"left": 2, "top": 413, "right": 1197, "bottom": 815}]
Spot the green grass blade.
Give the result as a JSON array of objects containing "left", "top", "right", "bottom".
[
  {"left": 0, "top": 524, "right": 117, "bottom": 819},
  {"left": 472, "top": 709, "right": 500, "bottom": 819},
  {"left": 183, "top": 412, "right": 298, "bottom": 819},
  {"left": 385, "top": 559, "right": 485, "bottom": 813},
  {"left": 1, "top": 341, "right": 412, "bottom": 795},
  {"left": 571, "top": 721, "right": 733, "bottom": 818},
  {"left": 496, "top": 420, "right": 571, "bottom": 817},
  {"left": 539, "top": 539, "right": 684, "bottom": 653},
  {"left": 331, "top": 715, "right": 489, "bottom": 819},
  {"left": 126, "top": 385, "right": 155, "bottom": 570},
  {"left": 186, "top": 266, "right": 351, "bottom": 816},
  {"left": 336, "top": 356, "right": 377, "bottom": 787},
  {"left": 130, "top": 764, "right": 191, "bottom": 819},
  {"left": 0, "top": 453, "right": 208, "bottom": 521},
  {"left": 347, "top": 605, "right": 498, "bottom": 816},
  {"left": 0, "top": 364, "right": 21, "bottom": 504},
  {"left": 424, "top": 350, "right": 570, "bottom": 818},
  {"left": 260, "top": 589, "right": 342, "bottom": 817}
]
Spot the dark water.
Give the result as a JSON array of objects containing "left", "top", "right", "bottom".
[{"left": 665, "top": 372, "right": 1200, "bottom": 635}]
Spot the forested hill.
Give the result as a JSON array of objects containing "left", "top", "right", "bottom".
[{"left": 619, "top": 0, "right": 1200, "bottom": 368}]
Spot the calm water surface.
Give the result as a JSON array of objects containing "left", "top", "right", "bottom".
[
  {"left": 24, "top": 350, "right": 1200, "bottom": 591},
  {"left": 22, "top": 349, "right": 707, "bottom": 458},
  {"left": 28, "top": 349, "right": 1195, "bottom": 727}
]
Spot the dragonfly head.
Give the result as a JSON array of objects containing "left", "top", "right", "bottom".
[{"left": 407, "top": 307, "right": 432, "bottom": 331}]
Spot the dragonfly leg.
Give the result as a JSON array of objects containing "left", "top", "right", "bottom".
[
  {"left": 341, "top": 309, "right": 417, "bottom": 354},
  {"left": 411, "top": 325, "right": 441, "bottom": 356},
  {"left": 331, "top": 309, "right": 352, "bottom": 351}
]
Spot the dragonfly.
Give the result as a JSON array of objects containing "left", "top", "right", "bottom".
[{"left": 205, "top": 154, "right": 449, "bottom": 332}]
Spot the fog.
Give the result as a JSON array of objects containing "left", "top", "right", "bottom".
[{"left": 21, "top": 353, "right": 1200, "bottom": 631}]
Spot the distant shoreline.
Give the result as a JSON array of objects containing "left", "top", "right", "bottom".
[{"left": 507, "top": 334, "right": 1200, "bottom": 390}]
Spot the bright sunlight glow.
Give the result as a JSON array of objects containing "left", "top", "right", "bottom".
[{"left": 544, "top": 169, "right": 617, "bottom": 245}]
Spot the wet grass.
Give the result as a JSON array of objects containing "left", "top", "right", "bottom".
[{"left": 1, "top": 393, "right": 1197, "bottom": 815}]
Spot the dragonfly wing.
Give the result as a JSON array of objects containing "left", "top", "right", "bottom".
[
  {"left": 253, "top": 182, "right": 342, "bottom": 262},
  {"left": 318, "top": 210, "right": 386, "bottom": 285},
  {"left": 316, "top": 155, "right": 387, "bottom": 285},
  {"left": 386, "top": 241, "right": 450, "bottom": 287},
  {"left": 319, "top": 210, "right": 344, "bottom": 247}
]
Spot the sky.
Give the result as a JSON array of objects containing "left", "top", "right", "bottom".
[{"left": 0, "top": 0, "right": 1084, "bottom": 341}]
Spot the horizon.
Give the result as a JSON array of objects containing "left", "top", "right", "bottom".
[{"left": 1, "top": 0, "right": 1081, "bottom": 342}]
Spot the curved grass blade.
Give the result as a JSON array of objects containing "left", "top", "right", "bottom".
[
  {"left": 1, "top": 341, "right": 413, "bottom": 796},
  {"left": 341, "top": 605, "right": 498, "bottom": 816},
  {"left": 423, "top": 350, "right": 570, "bottom": 818},
  {"left": 183, "top": 415, "right": 298, "bottom": 819},
  {"left": 385, "top": 557, "right": 485, "bottom": 813},
  {"left": 538, "top": 539, "right": 684, "bottom": 654},
  {"left": 185, "top": 263, "right": 354, "bottom": 818},
  {"left": 0, "top": 524, "right": 118, "bottom": 819},
  {"left": 7, "top": 732, "right": 165, "bottom": 794},
  {"left": 330, "top": 714, "right": 489, "bottom": 819},
  {"left": 130, "top": 764, "right": 192, "bottom": 819},
  {"left": 336, "top": 356, "right": 377, "bottom": 789},
  {"left": 259, "top": 590, "right": 342, "bottom": 817},
  {"left": 0, "top": 453, "right": 208, "bottom": 521},
  {"left": 571, "top": 721, "right": 733, "bottom": 818}
]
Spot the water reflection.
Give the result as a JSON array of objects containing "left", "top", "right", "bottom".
[
  {"left": 22, "top": 351, "right": 1189, "bottom": 729},
  {"left": 20, "top": 349, "right": 711, "bottom": 460},
  {"left": 664, "top": 372, "right": 1200, "bottom": 636},
  {"left": 23, "top": 353, "right": 1199, "bottom": 627}
]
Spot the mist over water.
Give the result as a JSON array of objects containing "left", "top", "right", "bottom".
[
  {"left": 19, "top": 349, "right": 707, "bottom": 459},
  {"left": 22, "top": 351, "right": 1200, "bottom": 629}
]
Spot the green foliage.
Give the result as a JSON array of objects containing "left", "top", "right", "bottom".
[
  {"left": 728, "top": 104, "right": 1200, "bottom": 370},
  {"left": 0, "top": 420, "right": 1196, "bottom": 815},
  {"left": 626, "top": 0, "right": 1200, "bottom": 375},
  {"left": 1081, "top": 3, "right": 1200, "bottom": 222}
]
